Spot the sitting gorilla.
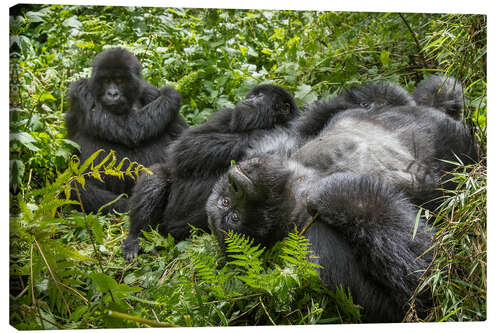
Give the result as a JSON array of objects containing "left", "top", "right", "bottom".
[
  {"left": 207, "top": 76, "right": 477, "bottom": 322},
  {"left": 122, "top": 84, "right": 300, "bottom": 261},
  {"left": 66, "top": 48, "right": 187, "bottom": 214}
]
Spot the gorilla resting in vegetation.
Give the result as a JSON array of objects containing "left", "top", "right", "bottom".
[
  {"left": 66, "top": 48, "right": 187, "bottom": 214},
  {"left": 207, "top": 76, "right": 477, "bottom": 322},
  {"left": 122, "top": 84, "right": 300, "bottom": 261}
]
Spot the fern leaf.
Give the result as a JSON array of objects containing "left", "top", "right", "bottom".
[{"left": 78, "top": 149, "right": 104, "bottom": 173}]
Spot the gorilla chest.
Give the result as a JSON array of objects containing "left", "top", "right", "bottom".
[{"left": 293, "top": 117, "right": 426, "bottom": 186}]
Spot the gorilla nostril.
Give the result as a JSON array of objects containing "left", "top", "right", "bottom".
[{"left": 106, "top": 89, "right": 120, "bottom": 99}]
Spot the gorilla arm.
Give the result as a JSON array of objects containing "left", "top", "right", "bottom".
[
  {"left": 66, "top": 79, "right": 96, "bottom": 139},
  {"left": 127, "top": 85, "right": 186, "bottom": 144},
  {"left": 170, "top": 112, "right": 252, "bottom": 178},
  {"left": 77, "top": 81, "right": 183, "bottom": 147},
  {"left": 123, "top": 163, "right": 173, "bottom": 262},
  {"left": 294, "top": 97, "right": 357, "bottom": 138},
  {"left": 172, "top": 85, "right": 299, "bottom": 178},
  {"left": 170, "top": 99, "right": 283, "bottom": 179},
  {"left": 305, "top": 173, "right": 433, "bottom": 310}
]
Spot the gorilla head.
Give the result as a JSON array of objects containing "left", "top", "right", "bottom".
[
  {"left": 240, "top": 84, "right": 299, "bottom": 120},
  {"left": 207, "top": 156, "right": 304, "bottom": 249},
  {"left": 89, "top": 48, "right": 143, "bottom": 113},
  {"left": 341, "top": 81, "right": 416, "bottom": 111},
  {"left": 230, "top": 84, "right": 300, "bottom": 132}
]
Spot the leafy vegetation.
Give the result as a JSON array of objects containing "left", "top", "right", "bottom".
[{"left": 9, "top": 5, "right": 486, "bottom": 329}]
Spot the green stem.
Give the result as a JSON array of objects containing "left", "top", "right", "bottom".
[
  {"left": 108, "top": 311, "right": 179, "bottom": 327},
  {"left": 299, "top": 212, "right": 319, "bottom": 236}
]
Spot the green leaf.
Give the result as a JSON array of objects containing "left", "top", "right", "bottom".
[
  {"left": 26, "top": 10, "right": 47, "bottom": 23},
  {"left": 79, "top": 149, "right": 104, "bottom": 173},
  {"left": 380, "top": 50, "right": 390, "bottom": 66},
  {"left": 88, "top": 214, "right": 105, "bottom": 244},
  {"left": 45, "top": 239, "right": 95, "bottom": 262},
  {"left": 11, "top": 132, "right": 40, "bottom": 152},
  {"left": 63, "top": 16, "right": 82, "bottom": 29},
  {"left": 38, "top": 92, "right": 56, "bottom": 102},
  {"left": 295, "top": 84, "right": 318, "bottom": 104},
  {"left": 94, "top": 150, "right": 115, "bottom": 171},
  {"left": 10, "top": 131, "right": 35, "bottom": 143},
  {"left": 75, "top": 175, "right": 86, "bottom": 188},
  {"left": 9, "top": 35, "right": 32, "bottom": 53},
  {"left": 89, "top": 272, "right": 119, "bottom": 293},
  {"left": 412, "top": 208, "right": 423, "bottom": 240},
  {"left": 294, "top": 84, "right": 312, "bottom": 99},
  {"left": 70, "top": 306, "right": 89, "bottom": 321},
  {"left": 10, "top": 159, "right": 25, "bottom": 185},
  {"left": 115, "top": 283, "right": 142, "bottom": 294},
  {"left": 89, "top": 273, "right": 141, "bottom": 295}
]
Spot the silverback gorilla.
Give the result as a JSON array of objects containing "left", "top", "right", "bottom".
[
  {"left": 66, "top": 48, "right": 187, "bottom": 214},
  {"left": 123, "top": 84, "right": 300, "bottom": 261},
  {"left": 207, "top": 76, "right": 477, "bottom": 322}
]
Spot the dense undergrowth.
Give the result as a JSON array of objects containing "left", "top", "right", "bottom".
[{"left": 9, "top": 5, "right": 486, "bottom": 328}]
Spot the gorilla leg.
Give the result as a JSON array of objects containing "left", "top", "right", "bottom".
[
  {"left": 75, "top": 179, "right": 129, "bottom": 214},
  {"left": 306, "top": 173, "right": 433, "bottom": 321},
  {"left": 123, "top": 163, "right": 172, "bottom": 262},
  {"left": 306, "top": 223, "right": 405, "bottom": 323},
  {"left": 412, "top": 75, "right": 463, "bottom": 119}
]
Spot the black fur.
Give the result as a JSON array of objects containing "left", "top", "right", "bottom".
[
  {"left": 123, "top": 84, "right": 300, "bottom": 262},
  {"left": 207, "top": 76, "right": 477, "bottom": 322},
  {"left": 295, "top": 80, "right": 416, "bottom": 138},
  {"left": 412, "top": 75, "right": 463, "bottom": 119},
  {"left": 65, "top": 48, "right": 187, "bottom": 214}
]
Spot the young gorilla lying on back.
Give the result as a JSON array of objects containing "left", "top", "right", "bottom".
[{"left": 207, "top": 76, "right": 477, "bottom": 322}]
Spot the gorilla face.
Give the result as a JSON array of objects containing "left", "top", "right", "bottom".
[
  {"left": 237, "top": 84, "right": 300, "bottom": 125},
  {"left": 207, "top": 156, "right": 293, "bottom": 248},
  {"left": 94, "top": 74, "right": 130, "bottom": 109},
  {"left": 89, "top": 48, "right": 144, "bottom": 114},
  {"left": 342, "top": 81, "right": 416, "bottom": 111}
]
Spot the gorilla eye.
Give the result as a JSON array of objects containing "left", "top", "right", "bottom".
[
  {"left": 231, "top": 213, "right": 240, "bottom": 222},
  {"left": 222, "top": 198, "right": 230, "bottom": 207},
  {"left": 360, "top": 102, "right": 370, "bottom": 108}
]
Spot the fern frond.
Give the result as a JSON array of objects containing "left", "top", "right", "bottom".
[
  {"left": 280, "top": 232, "right": 321, "bottom": 269},
  {"left": 224, "top": 231, "right": 264, "bottom": 275}
]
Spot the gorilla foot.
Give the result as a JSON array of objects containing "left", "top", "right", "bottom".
[{"left": 122, "top": 235, "right": 142, "bottom": 263}]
